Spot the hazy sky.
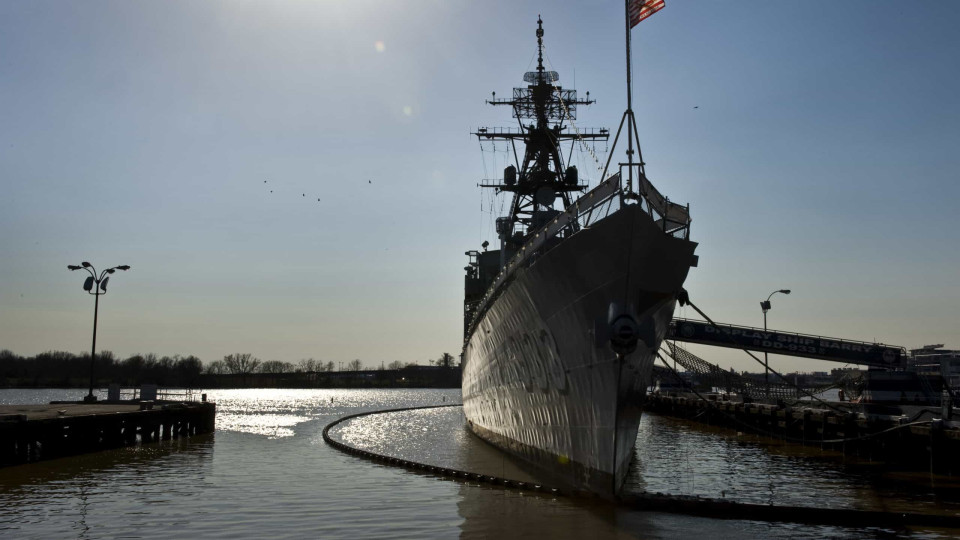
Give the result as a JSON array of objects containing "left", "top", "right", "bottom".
[{"left": 2, "top": 1, "right": 958, "bottom": 373}]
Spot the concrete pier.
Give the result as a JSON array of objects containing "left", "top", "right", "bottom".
[
  {"left": 645, "top": 392, "right": 960, "bottom": 475},
  {"left": 0, "top": 401, "right": 215, "bottom": 467}
]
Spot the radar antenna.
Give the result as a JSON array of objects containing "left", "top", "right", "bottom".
[{"left": 471, "top": 17, "right": 609, "bottom": 257}]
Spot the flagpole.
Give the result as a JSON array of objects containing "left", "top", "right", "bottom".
[
  {"left": 624, "top": 0, "right": 635, "bottom": 194},
  {"left": 606, "top": 0, "right": 659, "bottom": 189}
]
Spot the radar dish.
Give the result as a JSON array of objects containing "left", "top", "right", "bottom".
[
  {"left": 535, "top": 186, "right": 556, "bottom": 207},
  {"left": 523, "top": 71, "right": 559, "bottom": 84}
]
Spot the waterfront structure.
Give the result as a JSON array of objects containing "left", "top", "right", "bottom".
[
  {"left": 645, "top": 393, "right": 960, "bottom": 476},
  {"left": 460, "top": 15, "right": 697, "bottom": 496},
  {"left": 910, "top": 345, "right": 960, "bottom": 392},
  {"left": 0, "top": 400, "right": 215, "bottom": 467}
]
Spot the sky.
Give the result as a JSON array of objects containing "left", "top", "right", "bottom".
[{"left": 1, "top": 0, "right": 958, "bottom": 374}]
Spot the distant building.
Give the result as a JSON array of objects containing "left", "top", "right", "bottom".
[
  {"left": 831, "top": 367, "right": 865, "bottom": 379},
  {"left": 910, "top": 345, "right": 960, "bottom": 392}
]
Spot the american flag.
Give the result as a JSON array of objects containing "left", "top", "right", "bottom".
[{"left": 629, "top": 0, "right": 665, "bottom": 28}]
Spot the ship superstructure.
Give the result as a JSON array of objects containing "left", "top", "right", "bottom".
[
  {"left": 461, "top": 16, "right": 698, "bottom": 496},
  {"left": 464, "top": 18, "right": 609, "bottom": 332}
]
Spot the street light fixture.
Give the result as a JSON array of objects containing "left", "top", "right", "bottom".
[
  {"left": 760, "top": 289, "right": 791, "bottom": 399},
  {"left": 68, "top": 262, "right": 131, "bottom": 403}
]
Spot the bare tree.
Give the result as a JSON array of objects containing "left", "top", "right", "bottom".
[
  {"left": 324, "top": 360, "right": 336, "bottom": 372},
  {"left": 259, "top": 360, "right": 293, "bottom": 374},
  {"left": 346, "top": 359, "right": 363, "bottom": 371},
  {"left": 435, "top": 352, "right": 455, "bottom": 368},
  {"left": 143, "top": 353, "right": 158, "bottom": 370},
  {"left": 176, "top": 355, "right": 203, "bottom": 383},
  {"left": 223, "top": 353, "right": 261, "bottom": 375},
  {"left": 206, "top": 360, "right": 227, "bottom": 375},
  {"left": 387, "top": 360, "right": 403, "bottom": 370},
  {"left": 297, "top": 358, "right": 319, "bottom": 373},
  {"left": 158, "top": 355, "right": 176, "bottom": 371}
]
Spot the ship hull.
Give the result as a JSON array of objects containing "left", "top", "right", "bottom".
[{"left": 462, "top": 202, "right": 697, "bottom": 496}]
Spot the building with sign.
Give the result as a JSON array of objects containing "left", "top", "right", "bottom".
[{"left": 911, "top": 345, "right": 960, "bottom": 392}]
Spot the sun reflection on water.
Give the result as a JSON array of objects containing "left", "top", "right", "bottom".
[
  {"left": 217, "top": 413, "right": 312, "bottom": 439},
  {"left": 208, "top": 388, "right": 459, "bottom": 439}
]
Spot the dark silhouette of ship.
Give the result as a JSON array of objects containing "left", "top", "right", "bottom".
[{"left": 461, "top": 17, "right": 698, "bottom": 496}]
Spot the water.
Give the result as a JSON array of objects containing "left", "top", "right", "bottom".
[{"left": 1, "top": 388, "right": 957, "bottom": 539}]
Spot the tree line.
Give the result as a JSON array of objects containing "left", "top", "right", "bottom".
[{"left": 0, "top": 349, "right": 458, "bottom": 388}]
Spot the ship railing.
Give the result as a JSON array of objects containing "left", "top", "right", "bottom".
[
  {"left": 578, "top": 187, "right": 621, "bottom": 228},
  {"left": 464, "top": 171, "right": 692, "bottom": 341},
  {"left": 631, "top": 169, "right": 691, "bottom": 241},
  {"left": 465, "top": 174, "right": 623, "bottom": 340}
]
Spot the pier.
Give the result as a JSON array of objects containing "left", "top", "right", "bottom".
[
  {"left": 646, "top": 392, "right": 960, "bottom": 475},
  {"left": 0, "top": 400, "right": 216, "bottom": 467}
]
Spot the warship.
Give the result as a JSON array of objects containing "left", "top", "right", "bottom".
[{"left": 461, "top": 14, "right": 698, "bottom": 496}]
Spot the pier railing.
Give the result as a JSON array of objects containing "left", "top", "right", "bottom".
[{"left": 107, "top": 387, "right": 205, "bottom": 402}]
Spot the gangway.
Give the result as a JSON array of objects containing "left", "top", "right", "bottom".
[{"left": 667, "top": 318, "right": 906, "bottom": 369}]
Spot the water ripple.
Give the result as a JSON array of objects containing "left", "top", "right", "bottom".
[{"left": 1, "top": 388, "right": 957, "bottom": 539}]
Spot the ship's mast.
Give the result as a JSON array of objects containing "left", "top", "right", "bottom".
[
  {"left": 473, "top": 17, "right": 608, "bottom": 256},
  {"left": 602, "top": 0, "right": 653, "bottom": 193}
]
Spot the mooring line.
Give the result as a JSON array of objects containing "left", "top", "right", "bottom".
[{"left": 322, "top": 404, "right": 960, "bottom": 529}]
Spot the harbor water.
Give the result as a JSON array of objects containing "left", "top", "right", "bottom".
[{"left": 1, "top": 388, "right": 958, "bottom": 539}]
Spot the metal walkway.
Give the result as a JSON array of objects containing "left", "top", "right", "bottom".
[
  {"left": 667, "top": 318, "right": 905, "bottom": 368},
  {"left": 653, "top": 343, "right": 862, "bottom": 401}
]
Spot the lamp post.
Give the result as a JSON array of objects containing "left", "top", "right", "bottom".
[
  {"left": 760, "top": 288, "right": 791, "bottom": 399},
  {"left": 68, "top": 262, "right": 131, "bottom": 403}
]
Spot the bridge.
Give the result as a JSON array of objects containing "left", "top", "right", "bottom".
[{"left": 666, "top": 318, "right": 906, "bottom": 369}]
